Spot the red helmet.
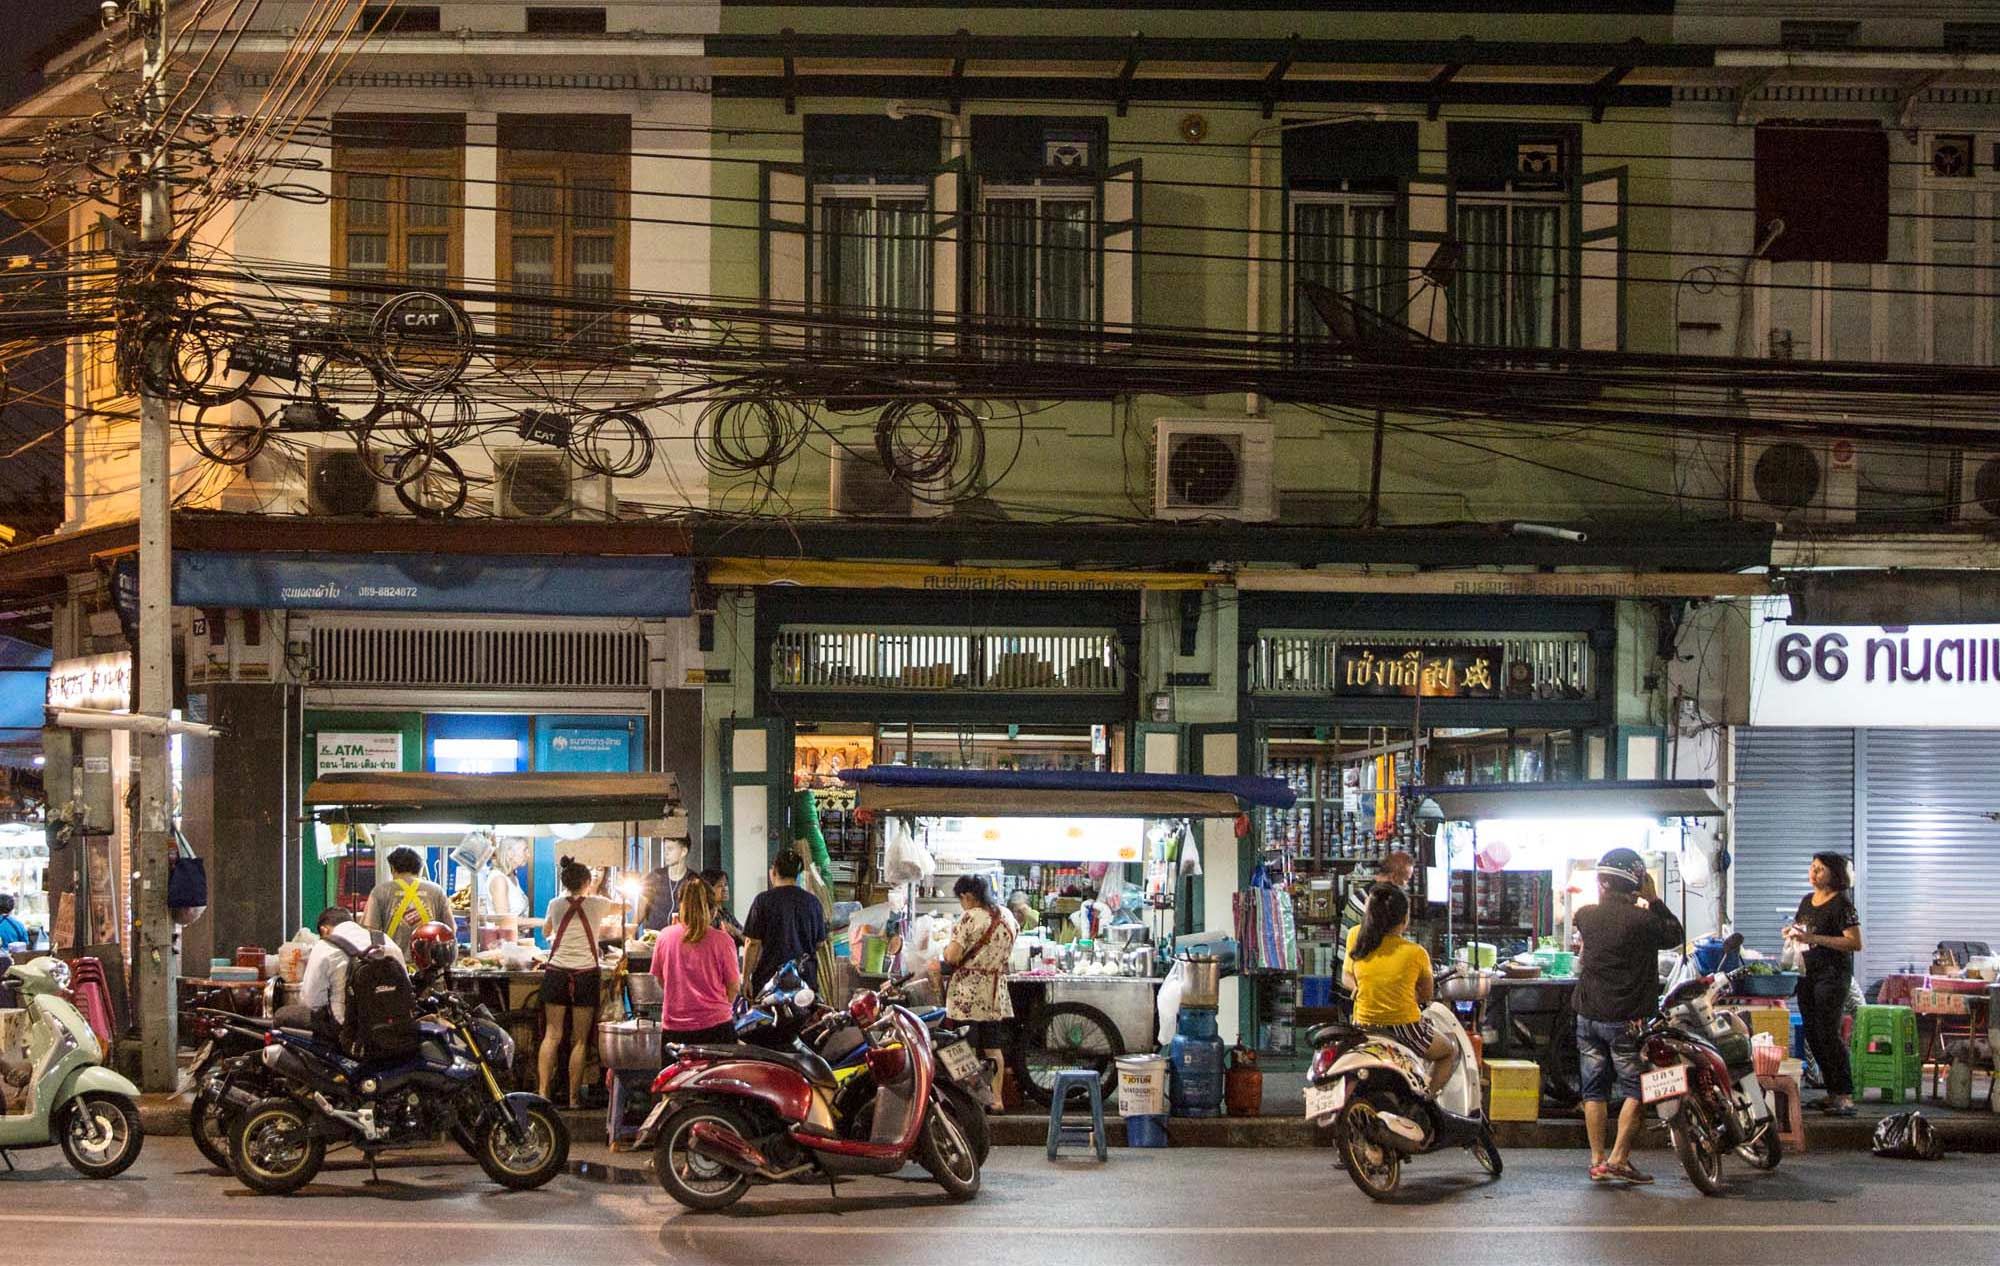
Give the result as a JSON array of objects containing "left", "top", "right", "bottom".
[{"left": 410, "top": 921, "right": 459, "bottom": 973}]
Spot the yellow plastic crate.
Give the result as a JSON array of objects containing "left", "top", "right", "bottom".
[
  {"left": 1488, "top": 1086, "right": 1541, "bottom": 1122},
  {"left": 1739, "top": 1006, "right": 1792, "bottom": 1048},
  {"left": 1485, "top": 1059, "right": 1540, "bottom": 1096}
]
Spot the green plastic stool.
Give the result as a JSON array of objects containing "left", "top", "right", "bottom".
[{"left": 1850, "top": 1005, "right": 1920, "bottom": 1103}]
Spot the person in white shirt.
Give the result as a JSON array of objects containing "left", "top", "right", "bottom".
[
  {"left": 299, "top": 910, "right": 407, "bottom": 1042},
  {"left": 537, "top": 856, "right": 619, "bottom": 1107}
]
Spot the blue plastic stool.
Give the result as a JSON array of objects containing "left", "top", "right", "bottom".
[
  {"left": 605, "top": 1068, "right": 656, "bottom": 1149},
  {"left": 1046, "top": 1069, "right": 1109, "bottom": 1161}
]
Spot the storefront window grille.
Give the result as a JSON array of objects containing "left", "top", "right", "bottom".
[{"left": 773, "top": 626, "right": 1124, "bottom": 693}]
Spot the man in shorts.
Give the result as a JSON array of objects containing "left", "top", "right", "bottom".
[{"left": 1573, "top": 847, "right": 1683, "bottom": 1184}]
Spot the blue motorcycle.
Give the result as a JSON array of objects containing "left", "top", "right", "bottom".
[{"left": 229, "top": 990, "right": 568, "bottom": 1195}]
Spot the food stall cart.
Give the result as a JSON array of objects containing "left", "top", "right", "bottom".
[
  {"left": 302, "top": 769, "right": 681, "bottom": 1091},
  {"left": 838, "top": 765, "right": 1295, "bottom": 1105},
  {"left": 1408, "top": 779, "right": 1725, "bottom": 1111}
]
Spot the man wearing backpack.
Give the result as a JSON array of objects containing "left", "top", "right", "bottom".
[
  {"left": 362, "top": 847, "right": 452, "bottom": 955},
  {"left": 300, "top": 912, "right": 418, "bottom": 1058}
]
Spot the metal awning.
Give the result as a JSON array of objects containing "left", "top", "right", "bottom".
[
  {"left": 1411, "top": 779, "right": 1723, "bottom": 822},
  {"left": 305, "top": 771, "right": 679, "bottom": 824},
  {"left": 839, "top": 766, "right": 1294, "bottom": 819}
]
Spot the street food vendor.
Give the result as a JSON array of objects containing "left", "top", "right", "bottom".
[{"left": 636, "top": 834, "right": 694, "bottom": 933}]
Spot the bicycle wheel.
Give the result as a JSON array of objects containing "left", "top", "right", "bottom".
[{"left": 1009, "top": 1002, "right": 1123, "bottom": 1106}]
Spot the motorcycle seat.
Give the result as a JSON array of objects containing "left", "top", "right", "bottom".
[{"left": 691, "top": 1042, "right": 839, "bottom": 1089}]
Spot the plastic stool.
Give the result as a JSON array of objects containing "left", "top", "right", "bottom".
[
  {"left": 1850, "top": 1005, "right": 1920, "bottom": 1103},
  {"left": 1046, "top": 1069, "right": 1108, "bottom": 1161},
  {"left": 1757, "top": 1073, "right": 1806, "bottom": 1155}
]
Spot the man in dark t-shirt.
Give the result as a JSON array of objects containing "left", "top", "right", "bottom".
[
  {"left": 743, "top": 848, "right": 828, "bottom": 994},
  {"left": 1573, "top": 847, "right": 1684, "bottom": 1185}
]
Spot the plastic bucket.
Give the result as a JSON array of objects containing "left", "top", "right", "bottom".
[
  {"left": 1125, "top": 1114, "right": 1168, "bottom": 1148},
  {"left": 1116, "top": 1053, "right": 1168, "bottom": 1118}
]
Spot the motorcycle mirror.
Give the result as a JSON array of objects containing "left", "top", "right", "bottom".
[{"left": 1722, "top": 932, "right": 1744, "bottom": 956}]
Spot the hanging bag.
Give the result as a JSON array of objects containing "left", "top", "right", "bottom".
[{"left": 168, "top": 828, "right": 207, "bottom": 926}]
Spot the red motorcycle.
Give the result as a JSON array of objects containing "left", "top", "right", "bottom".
[
  {"left": 637, "top": 989, "right": 981, "bottom": 1211},
  {"left": 1637, "top": 933, "right": 1782, "bottom": 1195}
]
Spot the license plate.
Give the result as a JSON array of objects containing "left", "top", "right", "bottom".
[
  {"left": 939, "top": 1040, "right": 981, "bottom": 1084},
  {"left": 1304, "top": 1081, "right": 1347, "bottom": 1122},
  {"left": 638, "top": 1100, "right": 668, "bottom": 1135},
  {"left": 1641, "top": 1064, "right": 1689, "bottom": 1104},
  {"left": 176, "top": 1041, "right": 214, "bottom": 1095}
]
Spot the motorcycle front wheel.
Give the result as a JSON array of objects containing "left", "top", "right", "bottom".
[
  {"left": 189, "top": 1088, "right": 233, "bottom": 1170},
  {"left": 1335, "top": 1093, "right": 1403, "bottom": 1201},
  {"left": 1470, "top": 1120, "right": 1504, "bottom": 1178},
  {"left": 476, "top": 1101, "right": 570, "bottom": 1191},
  {"left": 653, "top": 1102, "right": 754, "bottom": 1212},
  {"left": 230, "top": 1097, "right": 324, "bottom": 1195},
  {"left": 58, "top": 1092, "right": 144, "bottom": 1179},
  {"left": 1668, "top": 1095, "right": 1727, "bottom": 1196},
  {"left": 917, "top": 1103, "right": 981, "bottom": 1201}
]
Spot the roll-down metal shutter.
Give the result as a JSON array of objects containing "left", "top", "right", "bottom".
[
  {"left": 1732, "top": 728, "right": 1854, "bottom": 962},
  {"left": 1859, "top": 730, "right": 2000, "bottom": 984}
]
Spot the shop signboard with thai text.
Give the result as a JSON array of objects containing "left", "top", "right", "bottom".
[
  {"left": 1333, "top": 644, "right": 1502, "bottom": 698},
  {"left": 315, "top": 732, "right": 404, "bottom": 776},
  {"left": 1751, "top": 617, "right": 2000, "bottom": 727}
]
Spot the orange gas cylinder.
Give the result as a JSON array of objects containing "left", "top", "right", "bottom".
[{"left": 1224, "top": 1045, "right": 1263, "bottom": 1116}]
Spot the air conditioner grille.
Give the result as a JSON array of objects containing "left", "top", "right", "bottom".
[
  {"left": 1752, "top": 442, "right": 1821, "bottom": 509},
  {"left": 504, "top": 455, "right": 571, "bottom": 517},
  {"left": 309, "top": 450, "right": 377, "bottom": 516},
  {"left": 308, "top": 620, "right": 648, "bottom": 689},
  {"left": 1164, "top": 434, "right": 1243, "bottom": 508}
]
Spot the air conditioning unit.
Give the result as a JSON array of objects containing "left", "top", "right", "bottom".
[
  {"left": 1958, "top": 450, "right": 2000, "bottom": 522},
  {"left": 307, "top": 449, "right": 387, "bottom": 516},
  {"left": 1736, "top": 435, "right": 1856, "bottom": 523},
  {"left": 829, "top": 447, "right": 948, "bottom": 518},
  {"left": 494, "top": 451, "right": 614, "bottom": 519},
  {"left": 1153, "top": 418, "right": 1276, "bottom": 522}
]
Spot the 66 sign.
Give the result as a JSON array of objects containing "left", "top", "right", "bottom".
[{"left": 1773, "top": 631, "right": 1849, "bottom": 682}]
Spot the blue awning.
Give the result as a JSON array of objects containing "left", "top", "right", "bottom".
[
  {"left": 175, "top": 551, "right": 691, "bottom": 617},
  {"left": 1410, "top": 779, "right": 1723, "bottom": 822}
]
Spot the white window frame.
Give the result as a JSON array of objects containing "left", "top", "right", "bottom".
[
  {"left": 1750, "top": 257, "right": 1889, "bottom": 363},
  {"left": 812, "top": 179, "right": 931, "bottom": 356},
  {"left": 1450, "top": 185, "right": 1570, "bottom": 349},
  {"left": 976, "top": 181, "right": 1099, "bottom": 357},
  {"left": 1289, "top": 186, "right": 1400, "bottom": 335}
]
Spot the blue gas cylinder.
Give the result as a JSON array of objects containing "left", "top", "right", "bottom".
[{"left": 1168, "top": 1007, "right": 1225, "bottom": 1118}]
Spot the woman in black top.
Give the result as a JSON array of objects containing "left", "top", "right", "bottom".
[{"left": 1785, "top": 852, "right": 1863, "bottom": 1116}]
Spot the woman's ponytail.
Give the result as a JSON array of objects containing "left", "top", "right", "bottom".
[{"left": 1352, "top": 884, "right": 1410, "bottom": 962}]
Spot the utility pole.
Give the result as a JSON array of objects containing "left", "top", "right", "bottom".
[{"left": 132, "top": 0, "right": 177, "bottom": 1094}]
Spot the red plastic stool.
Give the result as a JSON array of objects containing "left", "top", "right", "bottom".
[{"left": 1757, "top": 1073, "right": 1806, "bottom": 1154}]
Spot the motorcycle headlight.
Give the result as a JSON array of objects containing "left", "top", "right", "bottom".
[
  {"left": 45, "top": 958, "right": 71, "bottom": 992},
  {"left": 476, "top": 1019, "right": 514, "bottom": 1068}
]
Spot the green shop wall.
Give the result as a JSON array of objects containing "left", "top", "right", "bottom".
[
  {"left": 706, "top": 85, "right": 1679, "bottom": 528},
  {"left": 298, "top": 710, "right": 426, "bottom": 925}
]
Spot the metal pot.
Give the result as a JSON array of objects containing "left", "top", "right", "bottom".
[
  {"left": 624, "top": 971, "right": 664, "bottom": 1008},
  {"left": 1438, "top": 971, "right": 1495, "bottom": 1002},
  {"left": 597, "top": 1017, "right": 662, "bottom": 1070},
  {"left": 1178, "top": 955, "right": 1222, "bottom": 1008}
]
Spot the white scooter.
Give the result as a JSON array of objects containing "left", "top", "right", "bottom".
[{"left": 1303, "top": 968, "right": 1501, "bottom": 1199}]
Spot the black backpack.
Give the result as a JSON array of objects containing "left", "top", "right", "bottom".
[{"left": 337, "top": 930, "right": 420, "bottom": 1060}]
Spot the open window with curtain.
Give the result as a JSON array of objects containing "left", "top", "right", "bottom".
[
  {"left": 1444, "top": 124, "right": 1579, "bottom": 350},
  {"left": 1282, "top": 121, "right": 1416, "bottom": 352},
  {"left": 969, "top": 116, "right": 1124, "bottom": 363},
  {"left": 497, "top": 114, "right": 629, "bottom": 346}
]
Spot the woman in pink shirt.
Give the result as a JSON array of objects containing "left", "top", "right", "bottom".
[{"left": 650, "top": 879, "right": 741, "bottom": 1044}]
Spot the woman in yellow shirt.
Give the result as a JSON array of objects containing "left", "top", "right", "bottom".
[{"left": 1342, "top": 884, "right": 1456, "bottom": 1095}]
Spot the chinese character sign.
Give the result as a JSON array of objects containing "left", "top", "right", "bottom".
[{"left": 1333, "top": 645, "right": 1503, "bottom": 698}]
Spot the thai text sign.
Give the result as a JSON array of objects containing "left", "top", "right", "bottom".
[
  {"left": 1750, "top": 620, "right": 2000, "bottom": 727},
  {"left": 1334, "top": 644, "right": 1502, "bottom": 698}
]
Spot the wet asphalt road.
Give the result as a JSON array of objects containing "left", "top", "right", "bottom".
[{"left": 3, "top": 1136, "right": 1993, "bottom": 1265}]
